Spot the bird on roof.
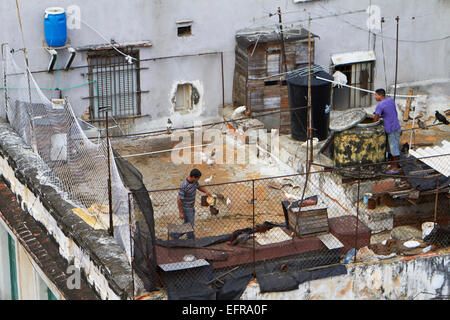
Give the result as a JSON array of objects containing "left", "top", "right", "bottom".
[
  {"left": 282, "top": 190, "right": 300, "bottom": 202},
  {"left": 434, "top": 110, "right": 449, "bottom": 125},
  {"left": 417, "top": 119, "right": 427, "bottom": 130},
  {"left": 231, "top": 105, "right": 248, "bottom": 119},
  {"left": 167, "top": 118, "right": 173, "bottom": 134},
  {"left": 206, "top": 157, "right": 215, "bottom": 167},
  {"left": 400, "top": 142, "right": 410, "bottom": 154},
  {"left": 200, "top": 152, "right": 208, "bottom": 163},
  {"left": 230, "top": 232, "right": 255, "bottom": 246}
]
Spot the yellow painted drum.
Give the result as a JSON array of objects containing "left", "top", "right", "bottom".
[{"left": 334, "top": 118, "right": 386, "bottom": 168}]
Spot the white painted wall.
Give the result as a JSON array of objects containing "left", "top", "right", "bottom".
[
  {"left": 241, "top": 252, "right": 449, "bottom": 300},
  {"left": 0, "top": 222, "right": 12, "bottom": 300},
  {"left": 1, "top": 0, "right": 449, "bottom": 132}
]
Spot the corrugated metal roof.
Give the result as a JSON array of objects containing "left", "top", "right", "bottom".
[
  {"left": 409, "top": 140, "right": 450, "bottom": 177},
  {"left": 236, "top": 26, "right": 318, "bottom": 49}
]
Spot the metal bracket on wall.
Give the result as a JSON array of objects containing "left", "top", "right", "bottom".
[{"left": 45, "top": 46, "right": 77, "bottom": 72}]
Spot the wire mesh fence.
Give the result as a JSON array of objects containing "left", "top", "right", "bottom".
[
  {"left": 2, "top": 45, "right": 133, "bottom": 261},
  {"left": 128, "top": 158, "right": 449, "bottom": 299},
  {"left": 2, "top": 45, "right": 449, "bottom": 300}
]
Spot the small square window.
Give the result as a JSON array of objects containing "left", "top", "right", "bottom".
[{"left": 177, "top": 25, "right": 192, "bottom": 37}]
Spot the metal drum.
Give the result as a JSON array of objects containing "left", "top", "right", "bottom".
[
  {"left": 332, "top": 111, "right": 386, "bottom": 176},
  {"left": 333, "top": 110, "right": 386, "bottom": 177}
]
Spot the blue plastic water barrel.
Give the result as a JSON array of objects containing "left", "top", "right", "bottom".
[{"left": 44, "top": 7, "right": 67, "bottom": 47}]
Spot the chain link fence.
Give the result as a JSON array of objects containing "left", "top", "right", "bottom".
[{"left": 128, "top": 155, "right": 449, "bottom": 299}]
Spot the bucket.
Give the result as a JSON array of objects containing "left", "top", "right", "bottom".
[
  {"left": 44, "top": 7, "right": 67, "bottom": 47},
  {"left": 363, "top": 193, "right": 373, "bottom": 204},
  {"left": 201, "top": 195, "right": 209, "bottom": 207},
  {"left": 367, "top": 198, "right": 376, "bottom": 209}
]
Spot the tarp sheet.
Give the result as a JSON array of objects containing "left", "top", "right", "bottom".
[{"left": 400, "top": 154, "right": 450, "bottom": 191}]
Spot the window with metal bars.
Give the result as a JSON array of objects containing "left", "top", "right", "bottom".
[
  {"left": 333, "top": 61, "right": 374, "bottom": 109},
  {"left": 87, "top": 49, "right": 141, "bottom": 119}
]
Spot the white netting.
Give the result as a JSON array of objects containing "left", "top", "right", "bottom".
[{"left": 2, "top": 46, "right": 133, "bottom": 261}]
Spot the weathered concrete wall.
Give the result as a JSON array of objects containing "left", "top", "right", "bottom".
[
  {"left": 241, "top": 250, "right": 449, "bottom": 299},
  {"left": 0, "top": 121, "right": 136, "bottom": 299},
  {"left": 1, "top": 0, "right": 449, "bottom": 130}
]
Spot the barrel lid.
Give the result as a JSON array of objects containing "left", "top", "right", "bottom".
[
  {"left": 329, "top": 108, "right": 367, "bottom": 132},
  {"left": 45, "top": 7, "right": 65, "bottom": 15}
]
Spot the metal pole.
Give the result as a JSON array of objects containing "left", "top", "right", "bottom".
[
  {"left": 354, "top": 166, "right": 361, "bottom": 263},
  {"left": 220, "top": 52, "right": 225, "bottom": 109},
  {"left": 1, "top": 43, "right": 8, "bottom": 122},
  {"left": 434, "top": 177, "right": 439, "bottom": 224},
  {"left": 307, "top": 15, "right": 313, "bottom": 167},
  {"left": 128, "top": 192, "right": 135, "bottom": 300},
  {"left": 102, "top": 106, "right": 114, "bottom": 237},
  {"left": 252, "top": 179, "right": 256, "bottom": 276},
  {"left": 277, "top": 7, "right": 288, "bottom": 74},
  {"left": 393, "top": 16, "right": 399, "bottom": 101}
]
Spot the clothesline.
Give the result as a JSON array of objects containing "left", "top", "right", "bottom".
[{"left": 315, "top": 76, "right": 427, "bottom": 98}]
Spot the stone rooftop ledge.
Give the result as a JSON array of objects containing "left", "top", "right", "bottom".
[{"left": 0, "top": 120, "right": 137, "bottom": 299}]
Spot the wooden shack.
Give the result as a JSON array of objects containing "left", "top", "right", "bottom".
[{"left": 232, "top": 26, "right": 318, "bottom": 133}]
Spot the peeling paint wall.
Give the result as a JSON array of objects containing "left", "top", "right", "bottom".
[{"left": 241, "top": 252, "right": 449, "bottom": 300}]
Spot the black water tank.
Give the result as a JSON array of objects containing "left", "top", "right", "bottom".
[{"left": 286, "top": 67, "right": 333, "bottom": 141}]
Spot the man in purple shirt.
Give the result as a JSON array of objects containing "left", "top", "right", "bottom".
[{"left": 373, "top": 88, "right": 401, "bottom": 174}]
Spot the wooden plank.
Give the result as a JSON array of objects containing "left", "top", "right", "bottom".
[
  {"left": 403, "top": 89, "right": 414, "bottom": 122},
  {"left": 297, "top": 226, "right": 329, "bottom": 235},
  {"left": 409, "top": 168, "right": 437, "bottom": 175},
  {"left": 318, "top": 233, "right": 344, "bottom": 250}
]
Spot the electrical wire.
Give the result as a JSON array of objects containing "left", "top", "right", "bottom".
[
  {"left": 71, "top": 16, "right": 138, "bottom": 64},
  {"left": 317, "top": 3, "right": 450, "bottom": 43}
]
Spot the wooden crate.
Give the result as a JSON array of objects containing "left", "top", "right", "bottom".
[{"left": 286, "top": 206, "right": 329, "bottom": 237}]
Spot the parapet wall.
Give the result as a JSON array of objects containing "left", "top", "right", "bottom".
[{"left": 0, "top": 120, "right": 136, "bottom": 300}]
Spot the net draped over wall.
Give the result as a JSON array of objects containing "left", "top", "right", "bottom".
[{"left": 2, "top": 46, "right": 133, "bottom": 261}]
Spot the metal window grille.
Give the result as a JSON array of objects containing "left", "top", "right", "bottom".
[
  {"left": 334, "top": 61, "right": 374, "bottom": 109},
  {"left": 88, "top": 49, "right": 141, "bottom": 119}
]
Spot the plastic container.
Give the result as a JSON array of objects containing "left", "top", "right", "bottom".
[
  {"left": 363, "top": 193, "right": 372, "bottom": 204},
  {"left": 286, "top": 66, "right": 334, "bottom": 141},
  {"left": 44, "top": 7, "right": 67, "bottom": 47}
]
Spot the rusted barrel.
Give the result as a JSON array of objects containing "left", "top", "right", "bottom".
[{"left": 333, "top": 116, "right": 386, "bottom": 170}]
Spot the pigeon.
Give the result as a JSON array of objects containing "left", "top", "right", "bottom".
[
  {"left": 400, "top": 142, "right": 409, "bottom": 154},
  {"left": 435, "top": 110, "right": 449, "bottom": 125},
  {"left": 206, "top": 157, "right": 215, "bottom": 166},
  {"left": 226, "top": 198, "right": 231, "bottom": 206},
  {"left": 204, "top": 175, "right": 213, "bottom": 183},
  {"left": 231, "top": 105, "right": 248, "bottom": 119},
  {"left": 231, "top": 232, "right": 255, "bottom": 246},
  {"left": 215, "top": 193, "right": 225, "bottom": 201},
  {"left": 167, "top": 118, "right": 173, "bottom": 134},
  {"left": 282, "top": 190, "right": 299, "bottom": 201},
  {"left": 417, "top": 119, "right": 427, "bottom": 130}
]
